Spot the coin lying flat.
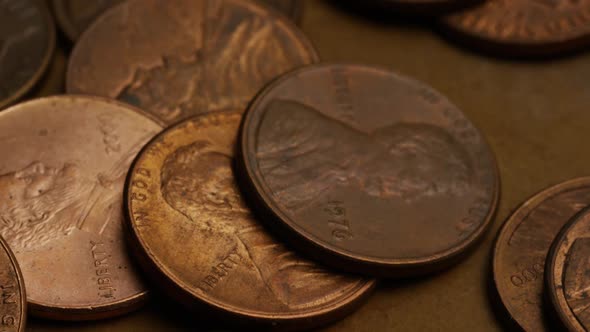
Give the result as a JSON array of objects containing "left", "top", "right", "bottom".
[
  {"left": 51, "top": 0, "right": 123, "bottom": 42},
  {"left": 440, "top": 0, "right": 590, "bottom": 57},
  {"left": 0, "top": 0, "right": 55, "bottom": 109},
  {"left": 125, "top": 110, "right": 374, "bottom": 330},
  {"left": 492, "top": 178, "right": 590, "bottom": 332},
  {"left": 238, "top": 64, "right": 499, "bottom": 277},
  {"left": 546, "top": 205, "right": 590, "bottom": 332},
  {"left": 0, "top": 235, "right": 26, "bottom": 332},
  {"left": 66, "top": 0, "right": 319, "bottom": 126},
  {"left": 0, "top": 96, "right": 163, "bottom": 320}
]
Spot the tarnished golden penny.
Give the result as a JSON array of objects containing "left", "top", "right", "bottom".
[
  {"left": 0, "top": 96, "right": 163, "bottom": 320},
  {"left": 440, "top": 0, "right": 590, "bottom": 57},
  {"left": 0, "top": 235, "right": 26, "bottom": 332},
  {"left": 125, "top": 110, "right": 375, "bottom": 330},
  {"left": 238, "top": 64, "right": 499, "bottom": 277},
  {"left": 51, "top": 0, "right": 123, "bottom": 42},
  {"left": 546, "top": 205, "right": 590, "bottom": 331},
  {"left": 66, "top": 0, "right": 319, "bottom": 125},
  {"left": 493, "top": 178, "right": 590, "bottom": 332},
  {"left": 0, "top": 0, "right": 55, "bottom": 109}
]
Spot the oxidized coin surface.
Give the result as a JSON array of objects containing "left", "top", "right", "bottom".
[
  {"left": 0, "top": 236, "right": 26, "bottom": 332},
  {"left": 66, "top": 0, "right": 319, "bottom": 125},
  {"left": 0, "top": 0, "right": 55, "bottom": 109},
  {"left": 125, "top": 110, "right": 374, "bottom": 330},
  {"left": 493, "top": 178, "right": 590, "bottom": 332},
  {"left": 546, "top": 205, "right": 590, "bottom": 332},
  {"left": 51, "top": 0, "right": 124, "bottom": 42},
  {"left": 441, "top": 0, "right": 590, "bottom": 57},
  {"left": 0, "top": 96, "right": 163, "bottom": 320},
  {"left": 238, "top": 64, "right": 499, "bottom": 277}
]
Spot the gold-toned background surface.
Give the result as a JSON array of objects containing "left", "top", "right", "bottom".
[{"left": 28, "top": 0, "right": 590, "bottom": 330}]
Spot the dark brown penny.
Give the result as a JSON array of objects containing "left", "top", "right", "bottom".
[
  {"left": 440, "top": 0, "right": 590, "bottom": 57},
  {"left": 125, "top": 110, "right": 375, "bottom": 330},
  {"left": 51, "top": 0, "right": 124, "bottom": 42},
  {"left": 0, "top": 0, "right": 55, "bottom": 109},
  {"left": 0, "top": 96, "right": 163, "bottom": 320},
  {"left": 492, "top": 178, "right": 590, "bottom": 332},
  {"left": 546, "top": 205, "right": 590, "bottom": 331},
  {"left": 66, "top": 0, "right": 319, "bottom": 125},
  {"left": 0, "top": 235, "right": 26, "bottom": 332},
  {"left": 238, "top": 64, "right": 499, "bottom": 277}
]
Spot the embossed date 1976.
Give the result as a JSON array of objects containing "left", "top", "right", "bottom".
[{"left": 324, "top": 200, "right": 353, "bottom": 241}]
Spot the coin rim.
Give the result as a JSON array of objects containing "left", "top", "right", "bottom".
[
  {"left": 0, "top": 95, "right": 164, "bottom": 320},
  {"left": 237, "top": 62, "right": 500, "bottom": 277},
  {"left": 0, "top": 0, "right": 56, "bottom": 110},
  {"left": 492, "top": 177, "right": 590, "bottom": 331},
  {"left": 0, "top": 235, "right": 27, "bottom": 332},
  {"left": 124, "top": 109, "right": 376, "bottom": 326}
]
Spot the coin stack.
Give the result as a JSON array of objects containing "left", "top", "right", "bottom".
[{"left": 0, "top": 0, "right": 589, "bottom": 331}]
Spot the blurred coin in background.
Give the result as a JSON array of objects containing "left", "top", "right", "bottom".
[{"left": 51, "top": 0, "right": 123, "bottom": 42}]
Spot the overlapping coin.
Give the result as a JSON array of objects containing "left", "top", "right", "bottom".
[
  {"left": 66, "top": 0, "right": 319, "bottom": 125},
  {"left": 0, "top": 235, "right": 26, "bottom": 332},
  {"left": 125, "top": 110, "right": 375, "bottom": 330},
  {"left": 238, "top": 63, "right": 499, "bottom": 277},
  {"left": 0, "top": 96, "right": 162, "bottom": 320}
]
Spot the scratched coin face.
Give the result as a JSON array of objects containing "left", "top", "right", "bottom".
[
  {"left": 441, "top": 0, "right": 590, "bottom": 56},
  {"left": 0, "top": 96, "right": 163, "bottom": 320},
  {"left": 66, "top": 0, "right": 318, "bottom": 125},
  {"left": 0, "top": 236, "right": 26, "bottom": 332},
  {"left": 492, "top": 178, "right": 590, "bottom": 332},
  {"left": 0, "top": 0, "right": 55, "bottom": 109},
  {"left": 125, "top": 110, "right": 374, "bottom": 330},
  {"left": 238, "top": 64, "right": 499, "bottom": 277},
  {"left": 546, "top": 205, "right": 590, "bottom": 332},
  {"left": 51, "top": 0, "right": 124, "bottom": 42}
]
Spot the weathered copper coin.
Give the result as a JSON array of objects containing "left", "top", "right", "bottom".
[
  {"left": 0, "top": 235, "right": 26, "bottom": 332},
  {"left": 0, "top": 96, "right": 163, "bottom": 320},
  {"left": 492, "top": 178, "right": 590, "bottom": 332},
  {"left": 125, "top": 110, "right": 375, "bottom": 330},
  {"left": 0, "top": 0, "right": 55, "bottom": 109},
  {"left": 238, "top": 64, "right": 499, "bottom": 277},
  {"left": 51, "top": 0, "right": 123, "bottom": 42},
  {"left": 66, "top": 0, "right": 319, "bottom": 125},
  {"left": 440, "top": 1, "right": 590, "bottom": 57},
  {"left": 546, "top": 205, "right": 590, "bottom": 331}
]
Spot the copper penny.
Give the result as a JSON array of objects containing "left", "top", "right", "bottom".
[
  {"left": 66, "top": 0, "right": 319, "bottom": 126},
  {"left": 125, "top": 110, "right": 375, "bottom": 330},
  {"left": 238, "top": 64, "right": 499, "bottom": 277},
  {"left": 51, "top": 0, "right": 123, "bottom": 42},
  {"left": 0, "top": 235, "right": 26, "bottom": 332},
  {"left": 0, "top": 96, "right": 163, "bottom": 320},
  {"left": 440, "top": 0, "right": 590, "bottom": 57},
  {"left": 0, "top": 0, "right": 55, "bottom": 109},
  {"left": 546, "top": 205, "right": 590, "bottom": 331},
  {"left": 492, "top": 178, "right": 590, "bottom": 332}
]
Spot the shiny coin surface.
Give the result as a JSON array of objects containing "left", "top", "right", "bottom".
[
  {"left": 51, "top": 0, "right": 123, "bottom": 42},
  {"left": 0, "top": 235, "right": 26, "bottom": 332},
  {"left": 0, "top": 96, "right": 163, "bottom": 320},
  {"left": 66, "top": 0, "right": 319, "bottom": 125},
  {"left": 440, "top": 0, "right": 590, "bottom": 57},
  {"left": 125, "top": 110, "right": 375, "bottom": 330},
  {"left": 546, "top": 205, "right": 590, "bottom": 331},
  {"left": 238, "top": 64, "right": 499, "bottom": 277},
  {"left": 493, "top": 178, "right": 590, "bottom": 332},
  {"left": 0, "top": 0, "right": 55, "bottom": 109}
]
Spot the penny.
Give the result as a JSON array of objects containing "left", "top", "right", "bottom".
[
  {"left": 238, "top": 64, "right": 499, "bottom": 277},
  {"left": 492, "top": 178, "right": 590, "bottom": 332},
  {"left": 66, "top": 0, "right": 319, "bottom": 125},
  {"left": 546, "top": 205, "right": 590, "bottom": 331},
  {"left": 51, "top": 0, "right": 124, "bottom": 42},
  {"left": 0, "top": 235, "right": 26, "bottom": 332},
  {"left": 125, "top": 110, "right": 375, "bottom": 330},
  {"left": 0, "top": 96, "right": 163, "bottom": 320},
  {"left": 0, "top": 0, "right": 55, "bottom": 110},
  {"left": 440, "top": 0, "right": 590, "bottom": 57}
]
